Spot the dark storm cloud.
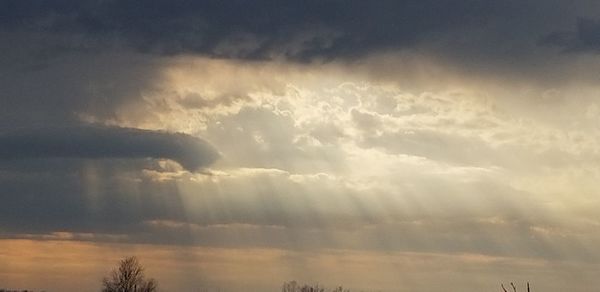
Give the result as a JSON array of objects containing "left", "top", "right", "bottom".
[
  {"left": 0, "top": 125, "right": 219, "bottom": 171},
  {"left": 541, "top": 18, "right": 600, "bottom": 52},
  {"left": 0, "top": 0, "right": 518, "bottom": 61},
  {"left": 2, "top": 0, "right": 599, "bottom": 88},
  {"left": 0, "top": 51, "right": 165, "bottom": 127}
]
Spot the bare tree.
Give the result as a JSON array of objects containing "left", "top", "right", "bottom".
[
  {"left": 501, "top": 282, "right": 531, "bottom": 292},
  {"left": 102, "top": 256, "right": 158, "bottom": 292}
]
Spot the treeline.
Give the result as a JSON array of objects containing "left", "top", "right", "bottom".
[
  {"left": 282, "top": 281, "right": 353, "bottom": 292},
  {"left": 100, "top": 256, "right": 531, "bottom": 292},
  {"left": 281, "top": 281, "right": 531, "bottom": 292}
]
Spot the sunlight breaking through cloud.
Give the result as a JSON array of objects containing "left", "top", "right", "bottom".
[{"left": 3, "top": 1, "right": 600, "bottom": 291}]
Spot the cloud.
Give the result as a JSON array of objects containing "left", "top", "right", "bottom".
[
  {"left": 0, "top": 125, "right": 219, "bottom": 171},
  {"left": 0, "top": 0, "right": 522, "bottom": 61},
  {"left": 3, "top": 0, "right": 597, "bottom": 86},
  {"left": 4, "top": 3, "right": 600, "bottom": 290},
  {"left": 541, "top": 18, "right": 600, "bottom": 52},
  {"left": 0, "top": 51, "right": 166, "bottom": 127}
]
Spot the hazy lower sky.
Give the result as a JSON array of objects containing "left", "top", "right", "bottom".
[{"left": 2, "top": 1, "right": 600, "bottom": 291}]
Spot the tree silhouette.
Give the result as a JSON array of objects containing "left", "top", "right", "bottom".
[
  {"left": 501, "top": 282, "right": 530, "bottom": 292},
  {"left": 101, "top": 256, "right": 157, "bottom": 292}
]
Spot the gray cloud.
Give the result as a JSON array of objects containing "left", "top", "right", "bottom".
[
  {"left": 0, "top": 159, "right": 187, "bottom": 236},
  {"left": 541, "top": 18, "right": 600, "bottom": 52},
  {"left": 1, "top": 163, "right": 593, "bottom": 263},
  {"left": 2, "top": 0, "right": 598, "bottom": 85},
  {"left": 0, "top": 125, "right": 219, "bottom": 171},
  {"left": 0, "top": 52, "right": 165, "bottom": 127},
  {"left": 0, "top": 0, "right": 550, "bottom": 62}
]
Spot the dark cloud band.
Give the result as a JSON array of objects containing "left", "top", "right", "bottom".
[
  {"left": 0, "top": 125, "right": 219, "bottom": 171},
  {"left": 0, "top": 0, "right": 512, "bottom": 61},
  {"left": 541, "top": 18, "right": 600, "bottom": 52}
]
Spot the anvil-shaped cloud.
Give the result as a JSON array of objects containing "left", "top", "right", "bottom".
[{"left": 0, "top": 125, "right": 219, "bottom": 171}]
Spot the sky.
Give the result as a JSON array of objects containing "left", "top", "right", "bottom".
[{"left": 2, "top": 1, "right": 600, "bottom": 291}]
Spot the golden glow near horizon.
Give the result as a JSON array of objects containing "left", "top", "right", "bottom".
[{"left": 2, "top": 239, "right": 597, "bottom": 292}]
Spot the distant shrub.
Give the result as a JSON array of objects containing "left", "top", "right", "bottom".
[{"left": 282, "top": 281, "right": 351, "bottom": 292}]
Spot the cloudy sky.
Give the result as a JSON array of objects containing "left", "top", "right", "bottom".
[{"left": 2, "top": 1, "right": 600, "bottom": 291}]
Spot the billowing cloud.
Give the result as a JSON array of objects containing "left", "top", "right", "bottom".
[{"left": 0, "top": 125, "right": 218, "bottom": 171}]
